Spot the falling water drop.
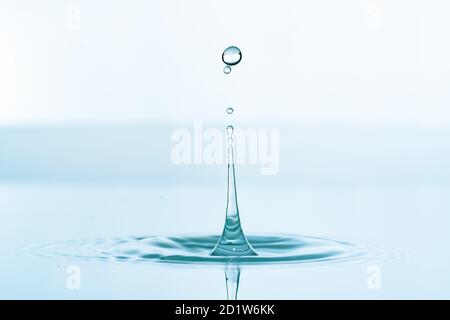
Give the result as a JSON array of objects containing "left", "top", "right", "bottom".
[
  {"left": 226, "top": 107, "right": 234, "bottom": 115},
  {"left": 222, "top": 46, "right": 242, "bottom": 66},
  {"left": 223, "top": 66, "right": 231, "bottom": 74}
]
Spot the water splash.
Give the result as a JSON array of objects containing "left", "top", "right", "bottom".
[
  {"left": 26, "top": 234, "right": 383, "bottom": 265},
  {"left": 25, "top": 234, "right": 387, "bottom": 300},
  {"left": 23, "top": 44, "right": 388, "bottom": 300},
  {"left": 210, "top": 125, "right": 257, "bottom": 257}
]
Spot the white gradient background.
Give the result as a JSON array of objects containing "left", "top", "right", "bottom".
[{"left": 1, "top": 0, "right": 450, "bottom": 299}]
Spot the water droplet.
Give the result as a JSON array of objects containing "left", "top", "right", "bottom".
[
  {"left": 226, "top": 107, "right": 234, "bottom": 114},
  {"left": 223, "top": 66, "right": 231, "bottom": 74},
  {"left": 222, "top": 46, "right": 242, "bottom": 66},
  {"left": 226, "top": 125, "right": 234, "bottom": 135}
]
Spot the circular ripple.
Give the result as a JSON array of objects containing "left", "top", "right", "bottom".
[{"left": 26, "top": 234, "right": 384, "bottom": 266}]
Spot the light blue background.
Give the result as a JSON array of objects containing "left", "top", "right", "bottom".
[{"left": 1, "top": 0, "right": 450, "bottom": 298}]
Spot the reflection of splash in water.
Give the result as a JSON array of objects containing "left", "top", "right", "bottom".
[{"left": 225, "top": 264, "right": 240, "bottom": 300}]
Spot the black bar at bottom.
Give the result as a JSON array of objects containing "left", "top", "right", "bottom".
[{"left": 0, "top": 300, "right": 447, "bottom": 318}]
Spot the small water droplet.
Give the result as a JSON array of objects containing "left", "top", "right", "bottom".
[
  {"left": 226, "top": 108, "right": 234, "bottom": 114},
  {"left": 222, "top": 46, "right": 242, "bottom": 66},
  {"left": 226, "top": 125, "right": 234, "bottom": 135},
  {"left": 223, "top": 66, "right": 231, "bottom": 74}
]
